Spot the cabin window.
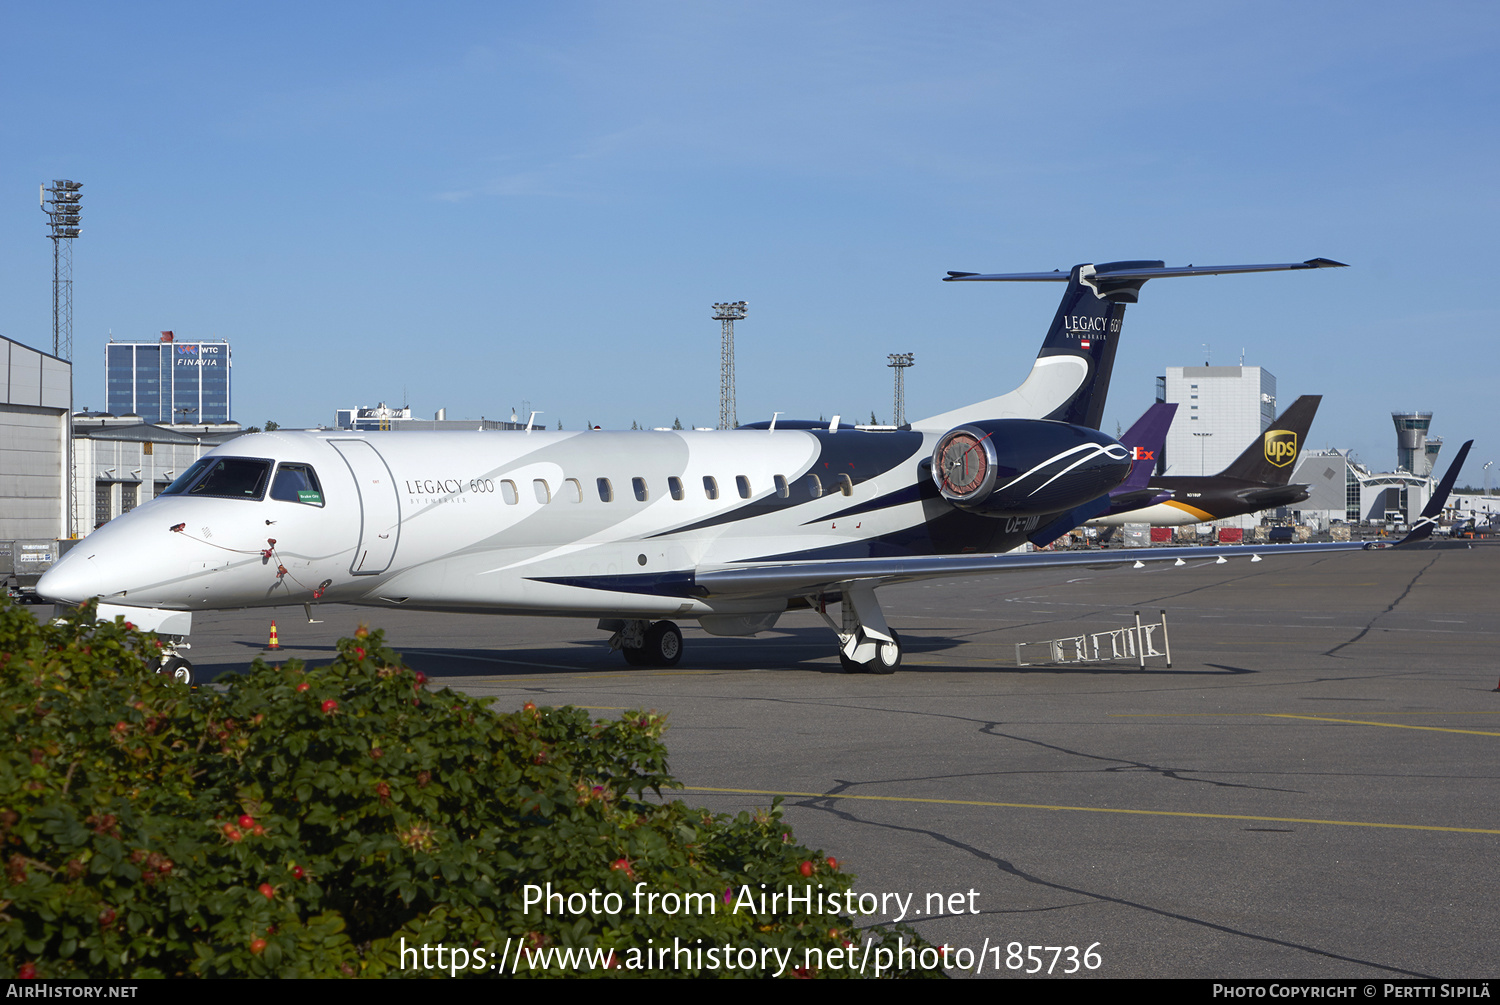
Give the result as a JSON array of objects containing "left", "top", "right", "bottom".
[
  {"left": 633, "top": 477, "right": 649, "bottom": 502},
  {"left": 533, "top": 479, "right": 551, "bottom": 504},
  {"left": 563, "top": 478, "right": 582, "bottom": 503},
  {"left": 703, "top": 476, "right": 719, "bottom": 500},
  {"left": 161, "top": 456, "right": 272, "bottom": 500},
  {"left": 774, "top": 474, "right": 789, "bottom": 498},
  {"left": 668, "top": 476, "right": 684, "bottom": 500},
  {"left": 736, "top": 475, "right": 751, "bottom": 499},
  {"left": 270, "top": 463, "right": 324, "bottom": 506},
  {"left": 597, "top": 477, "right": 613, "bottom": 502},
  {"left": 501, "top": 480, "right": 518, "bottom": 505},
  {"left": 837, "top": 474, "right": 853, "bottom": 497},
  {"left": 804, "top": 474, "right": 823, "bottom": 498}
]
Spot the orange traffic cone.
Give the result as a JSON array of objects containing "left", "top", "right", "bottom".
[{"left": 264, "top": 621, "right": 280, "bottom": 652}]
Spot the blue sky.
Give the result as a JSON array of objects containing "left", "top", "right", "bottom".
[{"left": 2, "top": 2, "right": 1495, "bottom": 477}]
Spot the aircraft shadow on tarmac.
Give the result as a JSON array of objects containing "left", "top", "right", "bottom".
[{"left": 201, "top": 626, "right": 1265, "bottom": 682}]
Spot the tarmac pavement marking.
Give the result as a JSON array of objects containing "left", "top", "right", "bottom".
[
  {"left": 1263, "top": 713, "right": 1500, "bottom": 736},
  {"left": 681, "top": 787, "right": 1500, "bottom": 836}
]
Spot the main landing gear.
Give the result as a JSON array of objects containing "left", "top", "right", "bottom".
[
  {"left": 604, "top": 619, "right": 684, "bottom": 667},
  {"left": 809, "top": 583, "right": 904, "bottom": 674}
]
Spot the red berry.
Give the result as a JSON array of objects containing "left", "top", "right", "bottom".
[
  {"left": 250, "top": 938, "right": 267, "bottom": 955},
  {"left": 252, "top": 824, "right": 265, "bottom": 837},
  {"left": 296, "top": 682, "right": 309, "bottom": 692},
  {"left": 414, "top": 672, "right": 427, "bottom": 686},
  {"left": 17, "top": 962, "right": 36, "bottom": 979},
  {"left": 292, "top": 866, "right": 304, "bottom": 879},
  {"left": 799, "top": 861, "right": 814, "bottom": 877},
  {"left": 123, "top": 621, "right": 136, "bottom": 631},
  {"left": 826, "top": 857, "right": 838, "bottom": 870},
  {"left": 98, "top": 908, "right": 116, "bottom": 928},
  {"left": 223, "top": 824, "right": 242, "bottom": 842},
  {"left": 353, "top": 647, "right": 366, "bottom": 660},
  {"left": 238, "top": 814, "right": 255, "bottom": 828},
  {"left": 258, "top": 883, "right": 274, "bottom": 899},
  {"left": 321, "top": 699, "right": 337, "bottom": 714}
]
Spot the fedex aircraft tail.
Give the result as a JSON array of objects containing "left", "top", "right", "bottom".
[
  {"left": 1219, "top": 395, "right": 1321, "bottom": 484},
  {"left": 1115, "top": 402, "right": 1177, "bottom": 494},
  {"left": 912, "top": 258, "right": 1346, "bottom": 434}
]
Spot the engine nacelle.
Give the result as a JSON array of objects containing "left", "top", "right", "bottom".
[{"left": 931, "top": 419, "right": 1131, "bottom": 517}]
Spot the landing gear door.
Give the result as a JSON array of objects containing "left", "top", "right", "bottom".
[{"left": 330, "top": 440, "right": 401, "bottom": 575}]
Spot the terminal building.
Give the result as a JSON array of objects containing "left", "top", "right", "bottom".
[
  {"left": 1155, "top": 365, "right": 1277, "bottom": 476},
  {"left": 106, "top": 331, "right": 231, "bottom": 424}
]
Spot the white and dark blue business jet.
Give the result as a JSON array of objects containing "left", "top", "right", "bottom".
[{"left": 40, "top": 257, "right": 1467, "bottom": 684}]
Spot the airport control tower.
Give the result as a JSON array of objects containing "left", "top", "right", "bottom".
[{"left": 1392, "top": 411, "right": 1441, "bottom": 477}]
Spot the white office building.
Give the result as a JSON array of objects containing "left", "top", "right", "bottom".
[{"left": 1155, "top": 366, "right": 1277, "bottom": 477}]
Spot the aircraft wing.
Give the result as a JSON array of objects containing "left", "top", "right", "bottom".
[{"left": 694, "top": 540, "right": 1370, "bottom": 600}]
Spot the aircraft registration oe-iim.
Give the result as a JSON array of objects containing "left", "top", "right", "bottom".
[{"left": 40, "top": 257, "right": 1466, "bottom": 686}]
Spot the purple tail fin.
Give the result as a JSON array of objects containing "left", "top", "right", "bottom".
[{"left": 1113, "top": 403, "right": 1177, "bottom": 495}]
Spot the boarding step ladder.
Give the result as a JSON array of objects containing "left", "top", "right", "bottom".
[{"left": 1015, "top": 610, "right": 1171, "bottom": 669}]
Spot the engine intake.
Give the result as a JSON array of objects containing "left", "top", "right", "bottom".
[{"left": 932, "top": 419, "right": 1131, "bottom": 517}]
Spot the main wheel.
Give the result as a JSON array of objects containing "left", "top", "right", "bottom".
[
  {"left": 159, "top": 656, "right": 195, "bottom": 686},
  {"left": 644, "top": 621, "right": 683, "bottom": 667},
  {"left": 868, "top": 629, "right": 902, "bottom": 674},
  {"left": 621, "top": 646, "right": 649, "bottom": 666}
]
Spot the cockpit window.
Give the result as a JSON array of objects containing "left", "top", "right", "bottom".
[
  {"left": 271, "top": 463, "right": 324, "bottom": 506},
  {"left": 160, "top": 458, "right": 214, "bottom": 496},
  {"left": 160, "top": 457, "right": 272, "bottom": 500}
]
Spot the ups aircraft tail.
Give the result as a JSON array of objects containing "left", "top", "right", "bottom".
[
  {"left": 1219, "top": 395, "right": 1321, "bottom": 484},
  {"left": 913, "top": 258, "right": 1346, "bottom": 433}
]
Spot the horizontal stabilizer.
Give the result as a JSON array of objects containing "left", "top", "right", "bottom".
[{"left": 943, "top": 259, "right": 1348, "bottom": 282}]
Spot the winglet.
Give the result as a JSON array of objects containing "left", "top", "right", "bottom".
[{"left": 1396, "top": 439, "right": 1473, "bottom": 545}]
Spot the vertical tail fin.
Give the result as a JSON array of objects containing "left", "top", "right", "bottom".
[
  {"left": 1397, "top": 439, "right": 1472, "bottom": 545},
  {"left": 1114, "top": 402, "right": 1177, "bottom": 493},
  {"left": 1219, "top": 395, "right": 1321, "bottom": 483}
]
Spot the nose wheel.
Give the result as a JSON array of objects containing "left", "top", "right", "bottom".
[{"left": 158, "top": 655, "right": 195, "bottom": 686}]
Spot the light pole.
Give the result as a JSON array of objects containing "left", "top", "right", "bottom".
[
  {"left": 41, "top": 180, "right": 82, "bottom": 361},
  {"left": 1192, "top": 431, "right": 1213, "bottom": 476},
  {"left": 712, "top": 301, "right": 747, "bottom": 430},
  {"left": 887, "top": 353, "right": 914, "bottom": 427}
]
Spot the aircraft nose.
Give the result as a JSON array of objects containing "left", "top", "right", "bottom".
[{"left": 37, "top": 551, "right": 102, "bottom": 605}]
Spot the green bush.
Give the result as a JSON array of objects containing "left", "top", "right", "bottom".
[{"left": 0, "top": 598, "right": 941, "bottom": 978}]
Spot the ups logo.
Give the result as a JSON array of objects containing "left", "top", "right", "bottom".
[{"left": 1264, "top": 429, "right": 1298, "bottom": 468}]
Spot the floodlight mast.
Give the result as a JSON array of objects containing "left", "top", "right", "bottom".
[
  {"left": 40, "top": 180, "right": 82, "bottom": 361},
  {"left": 887, "top": 352, "right": 914, "bottom": 427},
  {"left": 712, "top": 301, "right": 747, "bottom": 430}
]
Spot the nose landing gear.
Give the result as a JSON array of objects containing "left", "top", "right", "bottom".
[{"left": 156, "top": 640, "right": 195, "bottom": 686}]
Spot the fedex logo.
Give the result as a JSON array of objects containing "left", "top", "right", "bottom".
[{"left": 1132, "top": 447, "right": 1155, "bottom": 461}]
